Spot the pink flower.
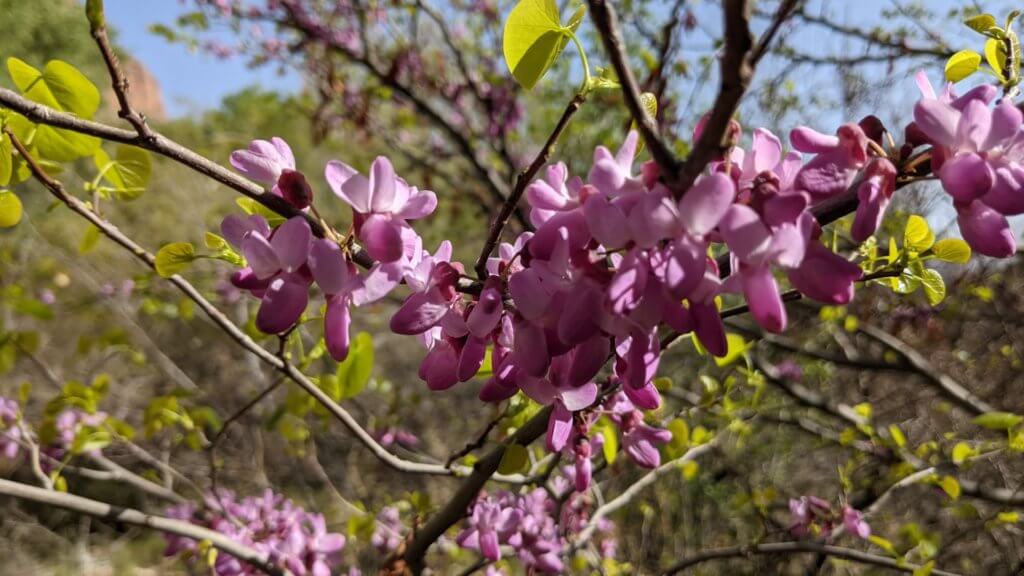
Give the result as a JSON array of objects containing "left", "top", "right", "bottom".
[
  {"left": 230, "top": 137, "right": 295, "bottom": 187},
  {"left": 325, "top": 156, "right": 437, "bottom": 263},
  {"left": 842, "top": 505, "right": 871, "bottom": 539}
]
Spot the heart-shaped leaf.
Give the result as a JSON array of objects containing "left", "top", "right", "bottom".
[
  {"left": 945, "top": 50, "right": 982, "bottom": 82},
  {"left": 7, "top": 58, "right": 101, "bottom": 161},
  {"left": 0, "top": 190, "right": 22, "bottom": 228},
  {"left": 94, "top": 145, "right": 152, "bottom": 200},
  {"left": 503, "top": 0, "right": 572, "bottom": 90}
]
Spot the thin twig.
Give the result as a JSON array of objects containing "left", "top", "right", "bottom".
[
  {"left": 474, "top": 93, "right": 586, "bottom": 279},
  {"left": 659, "top": 540, "right": 962, "bottom": 575},
  {"left": 86, "top": 0, "right": 152, "bottom": 138}
]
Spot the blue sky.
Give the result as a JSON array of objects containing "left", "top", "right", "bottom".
[{"left": 105, "top": 0, "right": 301, "bottom": 117}]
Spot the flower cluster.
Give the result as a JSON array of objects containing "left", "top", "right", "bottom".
[
  {"left": 41, "top": 408, "right": 108, "bottom": 464},
  {"left": 225, "top": 137, "right": 436, "bottom": 362},
  {"left": 0, "top": 397, "right": 22, "bottom": 460},
  {"left": 456, "top": 488, "right": 564, "bottom": 573},
  {"left": 788, "top": 495, "right": 871, "bottom": 540},
  {"left": 909, "top": 72, "right": 1022, "bottom": 257},
  {"left": 165, "top": 489, "right": 346, "bottom": 576}
]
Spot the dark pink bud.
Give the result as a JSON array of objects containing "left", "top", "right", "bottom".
[{"left": 277, "top": 169, "right": 313, "bottom": 209}]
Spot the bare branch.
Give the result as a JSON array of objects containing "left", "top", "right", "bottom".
[
  {"left": 659, "top": 540, "right": 962, "bottom": 575},
  {"left": 86, "top": 0, "right": 153, "bottom": 138},
  {"left": 0, "top": 477, "right": 284, "bottom": 575}
]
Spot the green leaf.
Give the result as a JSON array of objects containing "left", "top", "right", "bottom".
[
  {"left": 868, "top": 535, "right": 897, "bottom": 555},
  {"left": 964, "top": 13, "right": 998, "bottom": 34},
  {"left": 503, "top": 0, "right": 571, "bottom": 90},
  {"left": 154, "top": 242, "right": 196, "bottom": 277},
  {"left": 0, "top": 132, "right": 12, "bottom": 186},
  {"left": 938, "top": 475, "right": 961, "bottom": 500},
  {"left": 951, "top": 442, "right": 974, "bottom": 465},
  {"left": 997, "top": 511, "right": 1020, "bottom": 524},
  {"left": 7, "top": 58, "right": 101, "bottom": 160},
  {"left": 973, "top": 411, "right": 1024, "bottom": 430},
  {"left": 986, "top": 38, "right": 1008, "bottom": 80},
  {"left": 904, "top": 215, "right": 935, "bottom": 251},
  {"left": 498, "top": 443, "right": 529, "bottom": 474},
  {"left": 0, "top": 190, "right": 22, "bottom": 228},
  {"left": 79, "top": 224, "right": 101, "bottom": 254},
  {"left": 888, "top": 424, "right": 906, "bottom": 448},
  {"left": 664, "top": 418, "right": 690, "bottom": 459},
  {"left": 945, "top": 50, "right": 982, "bottom": 82},
  {"left": 920, "top": 269, "right": 946, "bottom": 306},
  {"left": 931, "top": 238, "right": 971, "bottom": 263},
  {"left": 336, "top": 332, "right": 373, "bottom": 399},
  {"left": 93, "top": 145, "right": 152, "bottom": 200},
  {"left": 204, "top": 232, "right": 228, "bottom": 250},
  {"left": 714, "top": 333, "right": 750, "bottom": 367},
  {"left": 596, "top": 416, "right": 618, "bottom": 464}
]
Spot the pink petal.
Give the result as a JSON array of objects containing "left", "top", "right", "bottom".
[
  {"left": 271, "top": 217, "right": 312, "bottom": 272},
  {"left": 789, "top": 126, "right": 839, "bottom": 153},
  {"left": 360, "top": 214, "right": 405, "bottom": 263},
  {"left": 750, "top": 128, "right": 782, "bottom": 173},
  {"left": 368, "top": 156, "right": 397, "bottom": 213},
  {"left": 546, "top": 403, "right": 573, "bottom": 452},
  {"left": 939, "top": 153, "right": 995, "bottom": 202},
  {"left": 324, "top": 295, "right": 351, "bottom": 361},
  {"left": 956, "top": 200, "right": 1016, "bottom": 257},
  {"left": 678, "top": 172, "right": 735, "bottom": 236},
  {"left": 742, "top": 265, "right": 787, "bottom": 332},
  {"left": 718, "top": 204, "right": 771, "bottom": 262},
  {"left": 509, "top": 269, "right": 550, "bottom": 321},
  {"left": 982, "top": 164, "right": 1024, "bottom": 215},
  {"left": 559, "top": 382, "right": 597, "bottom": 412},
  {"left": 325, "top": 160, "right": 369, "bottom": 212},
  {"left": 396, "top": 189, "right": 437, "bottom": 220},
  {"left": 985, "top": 100, "right": 1024, "bottom": 149},
  {"left": 692, "top": 302, "right": 727, "bottom": 357},
  {"left": 567, "top": 335, "right": 609, "bottom": 386},
  {"left": 242, "top": 233, "right": 281, "bottom": 279},
  {"left": 512, "top": 318, "right": 551, "bottom": 377},
  {"left": 913, "top": 99, "right": 960, "bottom": 148},
  {"left": 256, "top": 276, "right": 308, "bottom": 333},
  {"left": 390, "top": 291, "right": 450, "bottom": 335},
  {"left": 458, "top": 336, "right": 487, "bottom": 381}
]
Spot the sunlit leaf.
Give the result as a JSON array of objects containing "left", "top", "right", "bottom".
[
  {"left": 973, "top": 411, "right": 1024, "bottom": 430},
  {"left": 0, "top": 190, "right": 22, "bottom": 228},
  {"left": 921, "top": 269, "right": 946, "bottom": 306},
  {"left": 938, "top": 475, "right": 961, "bottom": 500},
  {"left": 945, "top": 50, "right": 982, "bottom": 82},
  {"left": 0, "top": 132, "right": 12, "bottom": 186},
  {"left": 964, "top": 13, "right": 998, "bottom": 34},
  {"left": 714, "top": 333, "right": 749, "bottom": 367},
  {"left": 931, "top": 238, "right": 971, "bottom": 263},
  {"left": 93, "top": 145, "right": 152, "bottom": 200},
  {"left": 951, "top": 442, "right": 974, "bottom": 465},
  {"left": 503, "top": 0, "right": 571, "bottom": 90},
  {"left": 6, "top": 58, "right": 101, "bottom": 160},
  {"left": 154, "top": 242, "right": 196, "bottom": 277},
  {"left": 986, "top": 38, "right": 1008, "bottom": 80},
  {"left": 904, "top": 215, "right": 935, "bottom": 251},
  {"left": 79, "top": 224, "right": 101, "bottom": 254}
]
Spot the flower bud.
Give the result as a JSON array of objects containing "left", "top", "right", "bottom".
[{"left": 277, "top": 169, "right": 314, "bottom": 210}]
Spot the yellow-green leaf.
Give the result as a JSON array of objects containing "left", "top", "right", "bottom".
[
  {"left": 79, "top": 224, "right": 101, "bottom": 254},
  {"left": 888, "top": 424, "right": 906, "bottom": 448},
  {"left": 965, "top": 13, "right": 998, "bottom": 34},
  {"left": 868, "top": 535, "right": 897, "bottom": 555},
  {"left": 905, "top": 215, "right": 935, "bottom": 251},
  {"left": 931, "top": 238, "right": 971, "bottom": 263},
  {"left": 997, "top": 511, "right": 1021, "bottom": 524},
  {"left": 503, "top": 0, "right": 570, "bottom": 90},
  {"left": 938, "top": 475, "right": 961, "bottom": 500},
  {"left": 498, "top": 443, "right": 529, "bottom": 474},
  {"left": 951, "top": 442, "right": 974, "bottom": 465},
  {"left": 714, "top": 333, "right": 750, "bottom": 367},
  {"left": 0, "top": 190, "right": 22, "bottom": 228},
  {"left": 679, "top": 460, "right": 699, "bottom": 480},
  {"left": 945, "top": 50, "right": 982, "bottom": 82},
  {"left": 986, "top": 38, "right": 1008, "bottom": 80},
  {"left": 154, "top": 242, "right": 196, "bottom": 277},
  {"left": 0, "top": 132, "right": 11, "bottom": 186},
  {"left": 7, "top": 58, "right": 101, "bottom": 161},
  {"left": 596, "top": 416, "right": 618, "bottom": 464},
  {"left": 921, "top": 269, "right": 946, "bottom": 306},
  {"left": 336, "top": 332, "right": 373, "bottom": 399},
  {"left": 973, "top": 411, "right": 1024, "bottom": 430},
  {"left": 94, "top": 145, "right": 151, "bottom": 200}
]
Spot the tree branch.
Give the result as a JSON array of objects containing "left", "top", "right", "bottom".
[
  {"left": 0, "top": 477, "right": 284, "bottom": 575},
  {"left": 659, "top": 540, "right": 962, "bottom": 575},
  {"left": 86, "top": 0, "right": 153, "bottom": 138}
]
